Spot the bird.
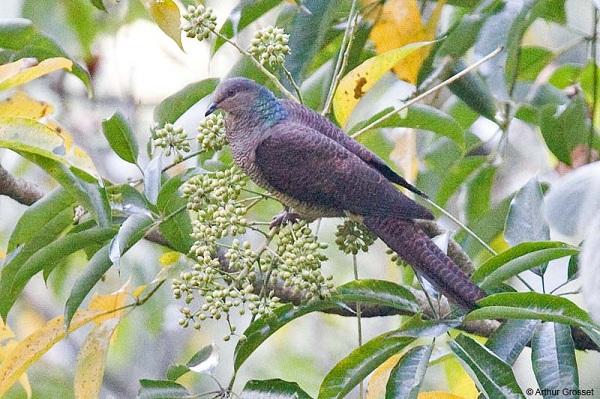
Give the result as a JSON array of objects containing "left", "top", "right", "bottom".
[{"left": 205, "top": 77, "right": 486, "bottom": 310}]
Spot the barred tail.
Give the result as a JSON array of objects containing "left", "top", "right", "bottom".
[{"left": 363, "top": 215, "right": 486, "bottom": 310}]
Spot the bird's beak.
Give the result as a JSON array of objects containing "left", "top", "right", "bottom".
[{"left": 205, "top": 102, "right": 217, "bottom": 117}]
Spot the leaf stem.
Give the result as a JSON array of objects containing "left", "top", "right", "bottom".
[{"left": 350, "top": 46, "right": 504, "bottom": 139}]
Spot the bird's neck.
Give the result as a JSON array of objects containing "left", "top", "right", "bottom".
[{"left": 251, "top": 88, "right": 287, "bottom": 127}]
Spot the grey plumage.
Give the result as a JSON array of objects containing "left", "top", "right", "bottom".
[{"left": 205, "top": 77, "right": 486, "bottom": 310}]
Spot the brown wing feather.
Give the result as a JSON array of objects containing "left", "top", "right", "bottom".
[{"left": 254, "top": 122, "right": 433, "bottom": 220}]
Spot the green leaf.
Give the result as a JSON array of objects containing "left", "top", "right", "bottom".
[
  {"left": 465, "top": 163, "right": 496, "bottom": 223},
  {"left": 8, "top": 187, "right": 75, "bottom": 252},
  {"left": 505, "top": 178, "right": 549, "bottom": 247},
  {"left": 144, "top": 156, "right": 162, "bottom": 206},
  {"left": 242, "top": 379, "right": 313, "bottom": 399},
  {"left": 471, "top": 241, "right": 579, "bottom": 289},
  {"left": 333, "top": 280, "right": 420, "bottom": 314},
  {"left": 0, "top": 116, "right": 99, "bottom": 181},
  {"left": 540, "top": 94, "right": 597, "bottom": 165},
  {"left": 319, "top": 332, "right": 415, "bottom": 399},
  {"left": 5, "top": 226, "right": 116, "bottom": 317},
  {"left": 517, "top": 46, "right": 554, "bottom": 81},
  {"left": 286, "top": 0, "right": 339, "bottom": 83},
  {"left": 212, "top": 0, "right": 283, "bottom": 54},
  {"left": 0, "top": 19, "right": 91, "bottom": 94},
  {"left": 486, "top": 319, "right": 540, "bottom": 365},
  {"left": 235, "top": 300, "right": 338, "bottom": 370},
  {"left": 449, "top": 334, "right": 524, "bottom": 398},
  {"left": 108, "top": 214, "right": 154, "bottom": 268},
  {"left": 153, "top": 78, "right": 220, "bottom": 126},
  {"left": 136, "top": 379, "right": 191, "bottom": 399},
  {"left": 436, "top": 156, "right": 486, "bottom": 207},
  {"left": 466, "top": 292, "right": 597, "bottom": 329},
  {"left": 18, "top": 153, "right": 111, "bottom": 228},
  {"left": 385, "top": 344, "right": 433, "bottom": 399},
  {"left": 64, "top": 245, "right": 112, "bottom": 328},
  {"left": 531, "top": 322, "right": 578, "bottom": 398},
  {"left": 549, "top": 64, "right": 582, "bottom": 90},
  {"left": 325, "top": 333, "right": 417, "bottom": 398},
  {"left": 102, "top": 111, "right": 139, "bottom": 164},
  {"left": 438, "top": 14, "right": 486, "bottom": 59},
  {"left": 0, "top": 207, "right": 74, "bottom": 320},
  {"left": 234, "top": 279, "right": 420, "bottom": 370},
  {"left": 90, "top": 0, "right": 106, "bottom": 12},
  {"left": 448, "top": 60, "right": 497, "bottom": 121},
  {"left": 158, "top": 207, "right": 194, "bottom": 254}
]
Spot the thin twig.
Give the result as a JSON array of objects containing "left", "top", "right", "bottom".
[
  {"left": 213, "top": 31, "right": 299, "bottom": 102},
  {"left": 321, "top": 0, "right": 360, "bottom": 116},
  {"left": 350, "top": 46, "right": 504, "bottom": 139}
]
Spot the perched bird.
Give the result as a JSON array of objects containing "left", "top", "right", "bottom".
[{"left": 205, "top": 77, "right": 486, "bottom": 310}]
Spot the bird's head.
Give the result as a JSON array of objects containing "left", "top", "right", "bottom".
[{"left": 205, "top": 77, "right": 275, "bottom": 117}]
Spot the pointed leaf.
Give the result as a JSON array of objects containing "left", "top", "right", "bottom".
[
  {"left": 471, "top": 241, "right": 579, "bottom": 289},
  {"left": 157, "top": 167, "right": 203, "bottom": 211},
  {"left": 0, "top": 300, "right": 124, "bottom": 397},
  {"left": 334, "top": 42, "right": 434, "bottom": 126},
  {"left": 531, "top": 322, "right": 578, "bottom": 398},
  {"left": 154, "top": 78, "right": 219, "bottom": 126},
  {"left": 8, "top": 187, "right": 75, "bottom": 252},
  {"left": 486, "top": 319, "right": 540, "bottom": 365},
  {"left": 137, "top": 380, "right": 191, "bottom": 399},
  {"left": 349, "top": 104, "right": 465, "bottom": 150},
  {"left": 74, "top": 318, "right": 120, "bottom": 399},
  {"left": 144, "top": 156, "right": 162, "bottom": 205},
  {"left": 449, "top": 334, "right": 524, "bottom": 398},
  {"left": 145, "top": 0, "right": 183, "bottom": 49},
  {"left": 505, "top": 178, "right": 549, "bottom": 246},
  {"left": 0, "top": 207, "right": 73, "bottom": 320},
  {"left": 318, "top": 332, "right": 415, "bottom": 399},
  {"left": 234, "top": 279, "right": 420, "bottom": 370},
  {"left": 242, "top": 379, "right": 313, "bottom": 399},
  {"left": 0, "top": 57, "right": 72, "bottom": 91},
  {"left": 386, "top": 343, "right": 433, "bottom": 399},
  {"left": 466, "top": 292, "right": 597, "bottom": 329},
  {"left": 102, "top": 111, "right": 139, "bottom": 164},
  {"left": 109, "top": 213, "right": 154, "bottom": 268},
  {"left": 186, "top": 343, "right": 219, "bottom": 375}
]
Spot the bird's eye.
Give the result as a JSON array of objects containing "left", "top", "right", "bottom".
[{"left": 227, "top": 89, "right": 235, "bottom": 97}]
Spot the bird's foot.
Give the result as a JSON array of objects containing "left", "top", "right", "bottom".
[{"left": 270, "top": 211, "right": 301, "bottom": 229}]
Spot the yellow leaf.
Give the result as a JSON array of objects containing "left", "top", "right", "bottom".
[
  {"left": 0, "top": 91, "right": 55, "bottom": 120},
  {"left": 89, "top": 280, "right": 130, "bottom": 325},
  {"left": 366, "top": 353, "right": 402, "bottom": 398},
  {"left": 143, "top": 0, "right": 184, "bottom": 50},
  {"left": 362, "top": 0, "right": 445, "bottom": 84},
  {"left": 445, "top": 356, "right": 479, "bottom": 399},
  {"left": 0, "top": 307, "right": 121, "bottom": 397},
  {"left": 74, "top": 318, "right": 120, "bottom": 399},
  {"left": 0, "top": 58, "right": 72, "bottom": 91},
  {"left": 419, "top": 392, "right": 468, "bottom": 399},
  {"left": 0, "top": 116, "right": 99, "bottom": 181},
  {"left": 159, "top": 251, "right": 181, "bottom": 266},
  {"left": 333, "top": 42, "right": 433, "bottom": 126},
  {"left": 0, "top": 249, "right": 5, "bottom": 260}
]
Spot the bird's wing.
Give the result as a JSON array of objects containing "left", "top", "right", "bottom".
[
  {"left": 280, "top": 100, "right": 429, "bottom": 199},
  {"left": 254, "top": 122, "right": 433, "bottom": 220}
]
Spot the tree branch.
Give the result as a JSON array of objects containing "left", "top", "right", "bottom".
[
  {"left": 0, "top": 162, "right": 45, "bottom": 206},
  {"left": 2, "top": 165, "right": 597, "bottom": 351}
]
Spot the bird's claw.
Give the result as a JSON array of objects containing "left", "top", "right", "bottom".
[{"left": 270, "top": 211, "right": 301, "bottom": 229}]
